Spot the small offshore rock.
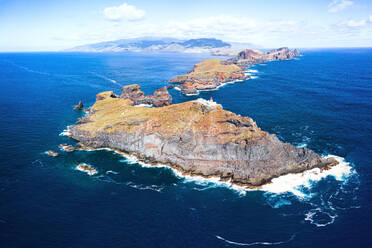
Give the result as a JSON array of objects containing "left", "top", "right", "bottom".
[
  {"left": 46, "top": 150, "right": 59, "bottom": 157},
  {"left": 58, "top": 144, "right": 78, "bottom": 152},
  {"left": 120, "top": 84, "right": 172, "bottom": 107},
  {"left": 76, "top": 163, "right": 97, "bottom": 176},
  {"left": 73, "top": 100, "right": 84, "bottom": 110}
]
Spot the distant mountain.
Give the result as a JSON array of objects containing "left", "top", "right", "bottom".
[{"left": 64, "top": 37, "right": 252, "bottom": 54}]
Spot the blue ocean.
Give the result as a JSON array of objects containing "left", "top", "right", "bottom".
[{"left": 0, "top": 49, "right": 371, "bottom": 247}]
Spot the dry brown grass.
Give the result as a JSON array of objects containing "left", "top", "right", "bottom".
[{"left": 77, "top": 93, "right": 264, "bottom": 144}]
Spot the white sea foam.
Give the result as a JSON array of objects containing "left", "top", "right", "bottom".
[
  {"left": 216, "top": 233, "right": 296, "bottom": 246},
  {"left": 82, "top": 146, "right": 354, "bottom": 198},
  {"left": 261, "top": 155, "right": 352, "bottom": 198},
  {"left": 59, "top": 126, "right": 71, "bottom": 136},
  {"left": 304, "top": 208, "right": 337, "bottom": 227},
  {"left": 106, "top": 170, "right": 119, "bottom": 175},
  {"left": 126, "top": 182, "right": 163, "bottom": 192},
  {"left": 296, "top": 143, "right": 308, "bottom": 148},
  {"left": 135, "top": 104, "right": 153, "bottom": 108},
  {"left": 185, "top": 92, "right": 200, "bottom": 96},
  {"left": 171, "top": 169, "right": 249, "bottom": 196}
]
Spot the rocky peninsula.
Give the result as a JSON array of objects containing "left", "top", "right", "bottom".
[
  {"left": 67, "top": 88, "right": 338, "bottom": 187},
  {"left": 169, "top": 58, "right": 248, "bottom": 95},
  {"left": 170, "top": 47, "right": 300, "bottom": 95}
]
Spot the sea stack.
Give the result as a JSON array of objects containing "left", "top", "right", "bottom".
[{"left": 120, "top": 84, "right": 172, "bottom": 107}]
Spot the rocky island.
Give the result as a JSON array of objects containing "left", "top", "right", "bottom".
[
  {"left": 169, "top": 58, "right": 248, "bottom": 95},
  {"left": 170, "top": 47, "right": 300, "bottom": 95},
  {"left": 66, "top": 88, "right": 338, "bottom": 187}
]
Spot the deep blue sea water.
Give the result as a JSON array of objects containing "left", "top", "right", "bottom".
[{"left": 0, "top": 49, "right": 371, "bottom": 247}]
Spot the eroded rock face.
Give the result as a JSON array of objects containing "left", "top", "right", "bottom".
[
  {"left": 120, "top": 84, "right": 172, "bottom": 107},
  {"left": 68, "top": 92, "right": 338, "bottom": 187}
]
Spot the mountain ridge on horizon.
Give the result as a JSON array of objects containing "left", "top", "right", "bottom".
[{"left": 64, "top": 37, "right": 259, "bottom": 54}]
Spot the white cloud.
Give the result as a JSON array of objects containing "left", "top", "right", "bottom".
[
  {"left": 343, "top": 19, "right": 367, "bottom": 27},
  {"left": 159, "top": 15, "right": 301, "bottom": 45},
  {"left": 72, "top": 14, "right": 372, "bottom": 49},
  {"left": 328, "top": 0, "right": 354, "bottom": 13},
  {"left": 104, "top": 3, "right": 145, "bottom": 21},
  {"left": 369, "top": 16, "right": 372, "bottom": 23}
]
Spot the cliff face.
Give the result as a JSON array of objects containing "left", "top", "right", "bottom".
[
  {"left": 169, "top": 59, "right": 249, "bottom": 95},
  {"left": 120, "top": 84, "right": 172, "bottom": 107},
  {"left": 68, "top": 92, "right": 337, "bottom": 187},
  {"left": 229, "top": 47, "right": 300, "bottom": 66}
]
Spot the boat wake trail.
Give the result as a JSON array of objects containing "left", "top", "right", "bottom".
[
  {"left": 90, "top": 72, "right": 123, "bottom": 87},
  {"left": 216, "top": 233, "right": 296, "bottom": 246},
  {"left": 4, "top": 60, "right": 52, "bottom": 76}
]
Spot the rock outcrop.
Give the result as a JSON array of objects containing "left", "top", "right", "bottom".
[
  {"left": 228, "top": 47, "right": 300, "bottom": 67},
  {"left": 170, "top": 59, "right": 249, "bottom": 95},
  {"left": 46, "top": 150, "right": 59, "bottom": 157},
  {"left": 67, "top": 92, "right": 338, "bottom": 187},
  {"left": 170, "top": 48, "right": 300, "bottom": 95},
  {"left": 76, "top": 163, "right": 97, "bottom": 176},
  {"left": 120, "top": 84, "right": 172, "bottom": 107},
  {"left": 58, "top": 144, "right": 79, "bottom": 152},
  {"left": 73, "top": 100, "right": 84, "bottom": 110}
]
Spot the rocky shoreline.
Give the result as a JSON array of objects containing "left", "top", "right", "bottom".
[
  {"left": 66, "top": 90, "right": 338, "bottom": 187},
  {"left": 170, "top": 47, "right": 300, "bottom": 95}
]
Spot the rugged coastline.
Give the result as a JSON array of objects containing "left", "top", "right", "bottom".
[
  {"left": 66, "top": 89, "right": 338, "bottom": 187},
  {"left": 170, "top": 47, "right": 300, "bottom": 95}
]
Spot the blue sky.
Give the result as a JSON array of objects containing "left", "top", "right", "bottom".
[{"left": 1, "top": 0, "right": 372, "bottom": 51}]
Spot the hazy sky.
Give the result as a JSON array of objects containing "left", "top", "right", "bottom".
[{"left": 1, "top": 0, "right": 372, "bottom": 51}]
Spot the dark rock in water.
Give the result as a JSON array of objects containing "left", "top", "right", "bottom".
[
  {"left": 293, "top": 49, "right": 300, "bottom": 57},
  {"left": 67, "top": 92, "right": 338, "bottom": 187},
  {"left": 120, "top": 84, "right": 172, "bottom": 107},
  {"left": 46, "top": 150, "right": 59, "bottom": 157},
  {"left": 73, "top": 100, "right": 84, "bottom": 110},
  {"left": 58, "top": 144, "right": 79, "bottom": 152}
]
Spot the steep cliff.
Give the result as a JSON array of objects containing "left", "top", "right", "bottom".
[{"left": 68, "top": 92, "right": 338, "bottom": 187}]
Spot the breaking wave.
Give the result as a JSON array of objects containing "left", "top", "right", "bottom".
[
  {"left": 261, "top": 155, "right": 352, "bottom": 197},
  {"left": 216, "top": 233, "right": 296, "bottom": 246},
  {"left": 70, "top": 143, "right": 358, "bottom": 227}
]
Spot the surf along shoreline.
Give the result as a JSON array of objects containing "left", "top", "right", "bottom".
[
  {"left": 62, "top": 126, "right": 352, "bottom": 195},
  {"left": 60, "top": 48, "right": 352, "bottom": 194}
]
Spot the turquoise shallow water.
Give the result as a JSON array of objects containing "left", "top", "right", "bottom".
[{"left": 0, "top": 50, "right": 371, "bottom": 247}]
